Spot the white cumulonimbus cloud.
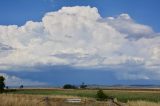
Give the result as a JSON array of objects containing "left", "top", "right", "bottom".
[{"left": 0, "top": 6, "right": 160, "bottom": 80}]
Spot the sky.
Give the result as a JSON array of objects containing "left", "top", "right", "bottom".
[{"left": 0, "top": 0, "right": 160, "bottom": 86}]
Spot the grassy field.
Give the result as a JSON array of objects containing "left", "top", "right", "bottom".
[
  {"left": 0, "top": 94, "right": 110, "bottom": 106},
  {"left": 0, "top": 94, "right": 160, "bottom": 106},
  {"left": 8, "top": 88, "right": 160, "bottom": 103}
]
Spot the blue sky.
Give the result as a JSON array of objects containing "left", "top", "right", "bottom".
[
  {"left": 0, "top": 0, "right": 160, "bottom": 86},
  {"left": 0, "top": 0, "right": 160, "bottom": 31}
]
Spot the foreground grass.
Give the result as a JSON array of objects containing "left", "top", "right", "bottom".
[
  {"left": 9, "top": 89, "right": 160, "bottom": 103},
  {"left": 0, "top": 94, "right": 160, "bottom": 106},
  {"left": 0, "top": 94, "right": 114, "bottom": 106}
]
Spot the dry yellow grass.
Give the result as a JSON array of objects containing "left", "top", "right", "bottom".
[
  {"left": 0, "top": 94, "right": 43, "bottom": 106},
  {"left": 1, "top": 94, "right": 160, "bottom": 106},
  {"left": 0, "top": 94, "right": 110, "bottom": 106}
]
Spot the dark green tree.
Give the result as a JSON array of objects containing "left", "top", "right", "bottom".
[
  {"left": 19, "top": 85, "right": 24, "bottom": 89},
  {"left": 0, "top": 76, "right": 5, "bottom": 93},
  {"left": 63, "top": 84, "right": 77, "bottom": 89},
  {"left": 96, "top": 89, "right": 108, "bottom": 101},
  {"left": 80, "top": 82, "right": 87, "bottom": 89}
]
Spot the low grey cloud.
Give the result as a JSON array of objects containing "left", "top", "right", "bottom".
[{"left": 0, "top": 43, "right": 14, "bottom": 52}]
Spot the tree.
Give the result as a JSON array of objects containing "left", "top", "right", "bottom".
[
  {"left": 80, "top": 82, "right": 87, "bottom": 89},
  {"left": 0, "top": 76, "right": 5, "bottom": 93},
  {"left": 96, "top": 89, "right": 108, "bottom": 101},
  {"left": 63, "top": 84, "right": 77, "bottom": 89},
  {"left": 19, "top": 85, "right": 24, "bottom": 89}
]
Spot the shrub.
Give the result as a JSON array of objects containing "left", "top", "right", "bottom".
[{"left": 96, "top": 89, "right": 108, "bottom": 101}]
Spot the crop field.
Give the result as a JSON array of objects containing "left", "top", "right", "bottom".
[{"left": 7, "top": 88, "right": 160, "bottom": 103}]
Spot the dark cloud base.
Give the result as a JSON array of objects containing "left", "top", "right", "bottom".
[{"left": 2, "top": 65, "right": 160, "bottom": 86}]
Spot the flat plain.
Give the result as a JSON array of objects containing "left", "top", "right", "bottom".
[{"left": 0, "top": 88, "right": 159, "bottom": 106}]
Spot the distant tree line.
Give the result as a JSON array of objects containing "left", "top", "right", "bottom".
[
  {"left": 63, "top": 84, "right": 77, "bottom": 89},
  {"left": 63, "top": 82, "right": 87, "bottom": 89}
]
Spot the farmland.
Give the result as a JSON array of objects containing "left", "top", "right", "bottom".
[
  {"left": 0, "top": 88, "right": 160, "bottom": 106},
  {"left": 7, "top": 88, "right": 160, "bottom": 103},
  {"left": 7, "top": 88, "right": 160, "bottom": 102}
]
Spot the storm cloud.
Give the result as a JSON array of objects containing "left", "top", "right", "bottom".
[{"left": 0, "top": 6, "right": 160, "bottom": 80}]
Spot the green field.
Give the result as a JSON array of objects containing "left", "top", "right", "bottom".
[{"left": 8, "top": 89, "right": 160, "bottom": 103}]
